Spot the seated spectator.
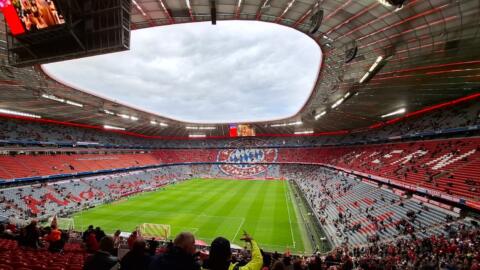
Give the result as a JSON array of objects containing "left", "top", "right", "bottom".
[
  {"left": 205, "top": 233, "right": 262, "bottom": 270},
  {"left": 128, "top": 230, "right": 139, "bottom": 249},
  {"left": 121, "top": 239, "right": 152, "bottom": 270},
  {"left": 0, "top": 223, "right": 14, "bottom": 239},
  {"left": 271, "top": 261, "right": 286, "bottom": 270},
  {"left": 83, "top": 225, "right": 94, "bottom": 242},
  {"left": 309, "top": 254, "right": 322, "bottom": 270},
  {"left": 86, "top": 229, "right": 99, "bottom": 253},
  {"left": 95, "top": 227, "right": 106, "bottom": 242},
  {"left": 83, "top": 236, "right": 118, "bottom": 270},
  {"left": 149, "top": 232, "right": 200, "bottom": 270},
  {"left": 112, "top": 229, "right": 121, "bottom": 244},
  {"left": 113, "top": 229, "right": 122, "bottom": 252},
  {"left": 45, "top": 224, "right": 63, "bottom": 252},
  {"left": 20, "top": 220, "right": 41, "bottom": 249},
  {"left": 147, "top": 237, "right": 160, "bottom": 256},
  {"left": 6, "top": 222, "right": 16, "bottom": 234}
]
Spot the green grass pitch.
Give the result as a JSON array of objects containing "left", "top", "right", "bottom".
[{"left": 72, "top": 178, "right": 309, "bottom": 253}]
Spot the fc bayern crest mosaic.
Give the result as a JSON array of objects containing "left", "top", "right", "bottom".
[{"left": 217, "top": 139, "right": 278, "bottom": 177}]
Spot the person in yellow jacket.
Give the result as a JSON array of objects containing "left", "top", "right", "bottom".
[{"left": 205, "top": 233, "right": 263, "bottom": 270}]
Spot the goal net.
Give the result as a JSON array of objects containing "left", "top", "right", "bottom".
[
  {"left": 45, "top": 217, "right": 75, "bottom": 231},
  {"left": 139, "top": 223, "right": 171, "bottom": 240}
]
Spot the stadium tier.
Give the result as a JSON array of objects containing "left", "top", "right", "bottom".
[
  {"left": 0, "top": 153, "right": 158, "bottom": 179},
  {"left": 0, "top": 96, "right": 479, "bottom": 148},
  {"left": 0, "top": 165, "right": 472, "bottom": 244},
  {"left": 286, "top": 166, "right": 472, "bottom": 247},
  {"left": 1, "top": 137, "right": 478, "bottom": 205},
  {"left": 0, "top": 239, "right": 86, "bottom": 270},
  {"left": 0, "top": 168, "right": 187, "bottom": 221}
]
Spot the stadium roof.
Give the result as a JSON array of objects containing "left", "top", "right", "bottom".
[
  {"left": 41, "top": 21, "right": 322, "bottom": 124},
  {"left": 1, "top": 0, "right": 480, "bottom": 138}
]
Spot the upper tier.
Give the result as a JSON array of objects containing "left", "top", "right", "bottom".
[{"left": 0, "top": 97, "right": 479, "bottom": 148}]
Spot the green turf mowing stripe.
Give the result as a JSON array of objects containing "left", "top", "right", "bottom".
[
  {"left": 72, "top": 178, "right": 308, "bottom": 253},
  {"left": 286, "top": 180, "right": 312, "bottom": 253}
]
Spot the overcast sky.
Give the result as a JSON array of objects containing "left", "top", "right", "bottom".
[{"left": 42, "top": 21, "right": 321, "bottom": 123}]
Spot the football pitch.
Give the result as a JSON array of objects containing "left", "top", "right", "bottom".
[{"left": 72, "top": 178, "right": 311, "bottom": 253}]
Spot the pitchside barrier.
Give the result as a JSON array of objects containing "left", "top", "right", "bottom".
[{"left": 139, "top": 223, "right": 171, "bottom": 240}]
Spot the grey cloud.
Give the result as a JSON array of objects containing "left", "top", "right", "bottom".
[{"left": 43, "top": 21, "right": 321, "bottom": 123}]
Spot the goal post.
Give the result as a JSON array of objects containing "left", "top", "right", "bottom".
[
  {"left": 45, "top": 217, "right": 75, "bottom": 231},
  {"left": 139, "top": 223, "right": 171, "bottom": 240}
]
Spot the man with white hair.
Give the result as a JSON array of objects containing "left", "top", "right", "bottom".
[{"left": 149, "top": 232, "right": 200, "bottom": 270}]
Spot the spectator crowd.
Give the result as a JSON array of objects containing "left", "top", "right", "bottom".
[{"left": 1, "top": 217, "right": 480, "bottom": 270}]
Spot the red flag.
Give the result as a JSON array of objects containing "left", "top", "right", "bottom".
[{"left": 229, "top": 125, "right": 238, "bottom": 137}]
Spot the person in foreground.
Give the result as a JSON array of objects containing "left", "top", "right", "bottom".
[
  {"left": 149, "top": 232, "right": 200, "bottom": 270},
  {"left": 120, "top": 239, "right": 152, "bottom": 270},
  {"left": 205, "top": 232, "right": 262, "bottom": 270},
  {"left": 83, "top": 236, "right": 118, "bottom": 270}
]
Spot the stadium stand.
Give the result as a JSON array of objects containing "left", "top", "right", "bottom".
[
  {"left": 0, "top": 136, "right": 478, "bottom": 205},
  {"left": 0, "top": 121, "right": 479, "bottom": 269},
  {"left": 0, "top": 220, "right": 478, "bottom": 270},
  {"left": 0, "top": 222, "right": 479, "bottom": 269},
  {"left": 0, "top": 167, "right": 191, "bottom": 222},
  {"left": 0, "top": 162, "right": 474, "bottom": 243},
  {"left": 0, "top": 239, "right": 85, "bottom": 270},
  {"left": 0, "top": 97, "right": 478, "bottom": 148},
  {"left": 0, "top": 152, "right": 158, "bottom": 180},
  {"left": 0, "top": 163, "right": 478, "bottom": 270},
  {"left": 315, "top": 138, "right": 480, "bottom": 201},
  {"left": 285, "top": 165, "right": 462, "bottom": 247}
]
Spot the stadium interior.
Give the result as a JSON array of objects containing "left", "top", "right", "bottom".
[{"left": 0, "top": 0, "right": 480, "bottom": 269}]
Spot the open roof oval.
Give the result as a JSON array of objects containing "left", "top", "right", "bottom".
[{"left": 41, "top": 20, "right": 322, "bottom": 124}]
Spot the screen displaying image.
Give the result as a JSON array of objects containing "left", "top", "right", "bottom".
[
  {"left": 0, "top": 0, "right": 10, "bottom": 8},
  {"left": 238, "top": 124, "right": 256, "bottom": 137},
  {"left": 12, "top": 0, "right": 65, "bottom": 32}
]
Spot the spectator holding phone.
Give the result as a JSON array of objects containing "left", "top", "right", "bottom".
[{"left": 205, "top": 231, "right": 263, "bottom": 270}]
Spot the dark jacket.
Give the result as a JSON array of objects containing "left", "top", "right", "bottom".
[
  {"left": 148, "top": 247, "right": 200, "bottom": 270},
  {"left": 83, "top": 250, "right": 118, "bottom": 270},
  {"left": 121, "top": 250, "right": 152, "bottom": 270},
  {"left": 23, "top": 223, "right": 40, "bottom": 248}
]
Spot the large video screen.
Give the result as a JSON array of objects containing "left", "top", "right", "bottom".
[
  {"left": 237, "top": 124, "right": 256, "bottom": 137},
  {"left": 229, "top": 124, "right": 256, "bottom": 137},
  {"left": 12, "top": 0, "right": 65, "bottom": 32}
]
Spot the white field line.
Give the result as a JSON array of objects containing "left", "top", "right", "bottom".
[
  {"left": 73, "top": 180, "right": 297, "bottom": 250},
  {"left": 232, "top": 217, "right": 246, "bottom": 241},
  {"left": 284, "top": 180, "right": 296, "bottom": 248}
]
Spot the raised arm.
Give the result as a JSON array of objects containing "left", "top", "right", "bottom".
[{"left": 239, "top": 240, "right": 263, "bottom": 270}]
